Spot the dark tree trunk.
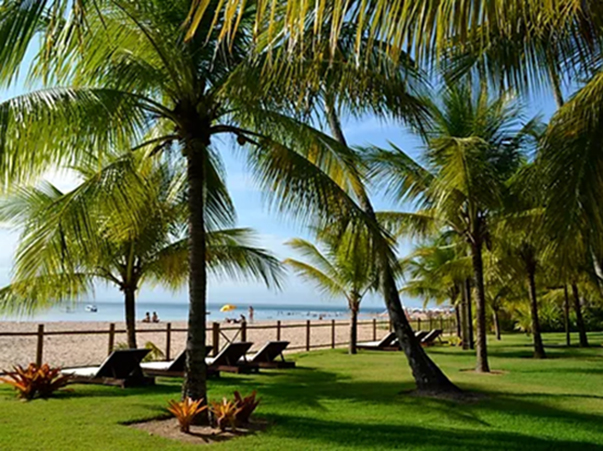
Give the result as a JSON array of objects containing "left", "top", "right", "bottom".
[
  {"left": 563, "top": 286, "right": 571, "bottom": 347},
  {"left": 379, "top": 262, "right": 461, "bottom": 393},
  {"left": 571, "top": 283, "right": 589, "bottom": 348},
  {"left": 124, "top": 287, "right": 137, "bottom": 349},
  {"left": 470, "top": 241, "right": 490, "bottom": 372},
  {"left": 527, "top": 268, "right": 546, "bottom": 358},
  {"left": 492, "top": 310, "right": 501, "bottom": 341},
  {"left": 182, "top": 138, "right": 208, "bottom": 421},
  {"left": 326, "top": 105, "right": 460, "bottom": 394},
  {"left": 454, "top": 304, "right": 462, "bottom": 341},
  {"left": 460, "top": 284, "right": 469, "bottom": 350},
  {"left": 349, "top": 300, "right": 359, "bottom": 355},
  {"left": 464, "top": 279, "right": 474, "bottom": 350}
]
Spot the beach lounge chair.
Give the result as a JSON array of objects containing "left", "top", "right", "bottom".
[
  {"left": 388, "top": 330, "right": 429, "bottom": 350},
  {"left": 140, "top": 346, "right": 215, "bottom": 378},
  {"left": 357, "top": 332, "right": 397, "bottom": 351},
  {"left": 207, "top": 342, "right": 257, "bottom": 374},
  {"left": 421, "top": 329, "right": 443, "bottom": 346},
  {"left": 243, "top": 341, "right": 295, "bottom": 369},
  {"left": 61, "top": 349, "right": 154, "bottom": 388}
]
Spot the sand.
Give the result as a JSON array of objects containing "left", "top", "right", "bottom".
[{"left": 0, "top": 318, "right": 384, "bottom": 370}]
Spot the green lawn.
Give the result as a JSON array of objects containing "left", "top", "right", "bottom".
[{"left": 1, "top": 333, "right": 603, "bottom": 450}]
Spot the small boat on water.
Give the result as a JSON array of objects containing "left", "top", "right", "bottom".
[{"left": 85, "top": 305, "right": 98, "bottom": 313}]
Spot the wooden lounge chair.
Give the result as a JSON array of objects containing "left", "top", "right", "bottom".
[
  {"left": 243, "top": 341, "right": 295, "bottom": 369},
  {"left": 421, "top": 329, "right": 443, "bottom": 346},
  {"left": 141, "top": 346, "right": 216, "bottom": 378},
  {"left": 357, "top": 332, "right": 397, "bottom": 351},
  {"left": 388, "top": 330, "right": 429, "bottom": 350},
  {"left": 207, "top": 342, "right": 257, "bottom": 374},
  {"left": 415, "top": 330, "right": 429, "bottom": 342},
  {"left": 61, "top": 349, "right": 154, "bottom": 388}
]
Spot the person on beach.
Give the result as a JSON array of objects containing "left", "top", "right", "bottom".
[
  {"left": 248, "top": 305, "right": 254, "bottom": 323},
  {"left": 142, "top": 312, "right": 151, "bottom": 323},
  {"left": 152, "top": 311, "right": 160, "bottom": 323}
]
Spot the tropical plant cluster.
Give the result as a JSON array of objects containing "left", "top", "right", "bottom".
[
  {"left": 0, "top": 363, "right": 71, "bottom": 400},
  {"left": 168, "top": 390, "right": 260, "bottom": 433}
]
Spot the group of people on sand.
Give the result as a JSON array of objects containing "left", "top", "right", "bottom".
[
  {"left": 225, "top": 306, "right": 254, "bottom": 324},
  {"left": 142, "top": 311, "right": 160, "bottom": 323}
]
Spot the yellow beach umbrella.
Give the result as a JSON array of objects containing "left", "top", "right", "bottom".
[{"left": 220, "top": 304, "right": 236, "bottom": 312}]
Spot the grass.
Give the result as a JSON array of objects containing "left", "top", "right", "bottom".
[{"left": 1, "top": 332, "right": 603, "bottom": 450}]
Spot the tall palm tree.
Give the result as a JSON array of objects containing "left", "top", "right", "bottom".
[
  {"left": 368, "top": 84, "right": 534, "bottom": 372},
  {"left": 0, "top": 0, "right": 391, "bottom": 407},
  {"left": 0, "top": 152, "right": 283, "bottom": 348},
  {"left": 285, "top": 229, "right": 378, "bottom": 354}
]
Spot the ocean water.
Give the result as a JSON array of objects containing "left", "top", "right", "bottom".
[{"left": 0, "top": 301, "right": 385, "bottom": 323}]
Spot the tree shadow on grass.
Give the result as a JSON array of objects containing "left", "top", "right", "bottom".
[{"left": 265, "top": 415, "right": 603, "bottom": 450}]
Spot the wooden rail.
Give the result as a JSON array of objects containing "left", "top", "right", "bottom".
[{"left": 0, "top": 317, "right": 457, "bottom": 366}]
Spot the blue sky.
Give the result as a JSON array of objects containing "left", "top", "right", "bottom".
[{"left": 0, "top": 70, "right": 562, "bottom": 312}]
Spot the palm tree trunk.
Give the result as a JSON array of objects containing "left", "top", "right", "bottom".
[
  {"left": 124, "top": 287, "right": 137, "bottom": 349},
  {"left": 380, "top": 262, "right": 461, "bottom": 393},
  {"left": 571, "top": 283, "right": 589, "bottom": 347},
  {"left": 460, "top": 284, "right": 469, "bottom": 350},
  {"left": 527, "top": 268, "right": 546, "bottom": 358},
  {"left": 492, "top": 309, "right": 501, "bottom": 341},
  {"left": 349, "top": 300, "right": 359, "bottom": 355},
  {"left": 326, "top": 105, "right": 460, "bottom": 394},
  {"left": 182, "top": 139, "right": 208, "bottom": 419},
  {"left": 454, "top": 304, "right": 462, "bottom": 341},
  {"left": 470, "top": 241, "right": 490, "bottom": 372},
  {"left": 464, "top": 279, "right": 474, "bottom": 350},
  {"left": 563, "top": 285, "right": 571, "bottom": 347}
]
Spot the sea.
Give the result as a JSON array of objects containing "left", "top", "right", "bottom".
[{"left": 0, "top": 301, "right": 386, "bottom": 323}]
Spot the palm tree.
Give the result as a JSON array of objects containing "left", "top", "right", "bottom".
[
  {"left": 368, "top": 84, "right": 534, "bottom": 372},
  {"left": 0, "top": 0, "right": 396, "bottom": 406},
  {"left": 0, "top": 152, "right": 283, "bottom": 349},
  {"left": 284, "top": 229, "right": 378, "bottom": 354}
]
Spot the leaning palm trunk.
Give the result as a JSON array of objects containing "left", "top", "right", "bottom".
[
  {"left": 470, "top": 241, "right": 490, "bottom": 372},
  {"left": 182, "top": 138, "right": 209, "bottom": 422},
  {"left": 327, "top": 108, "right": 460, "bottom": 394},
  {"left": 124, "top": 287, "right": 137, "bottom": 349},
  {"left": 527, "top": 269, "right": 546, "bottom": 358},
  {"left": 571, "top": 284, "right": 589, "bottom": 348},
  {"left": 379, "top": 259, "right": 460, "bottom": 393}
]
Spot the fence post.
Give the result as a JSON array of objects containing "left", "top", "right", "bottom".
[
  {"left": 212, "top": 322, "right": 220, "bottom": 356},
  {"left": 165, "top": 322, "right": 172, "bottom": 360},
  {"left": 276, "top": 320, "right": 281, "bottom": 341},
  {"left": 439, "top": 317, "right": 443, "bottom": 331},
  {"left": 241, "top": 321, "right": 247, "bottom": 342},
  {"left": 417, "top": 318, "right": 421, "bottom": 331},
  {"left": 306, "top": 320, "right": 311, "bottom": 351},
  {"left": 372, "top": 318, "right": 377, "bottom": 341},
  {"left": 331, "top": 320, "right": 335, "bottom": 349},
  {"left": 108, "top": 323, "right": 115, "bottom": 355},
  {"left": 36, "top": 324, "right": 44, "bottom": 367}
]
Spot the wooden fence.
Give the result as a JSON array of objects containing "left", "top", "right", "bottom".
[{"left": 0, "top": 317, "right": 456, "bottom": 369}]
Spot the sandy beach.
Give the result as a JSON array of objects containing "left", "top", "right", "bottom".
[{"left": 0, "top": 319, "right": 383, "bottom": 370}]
